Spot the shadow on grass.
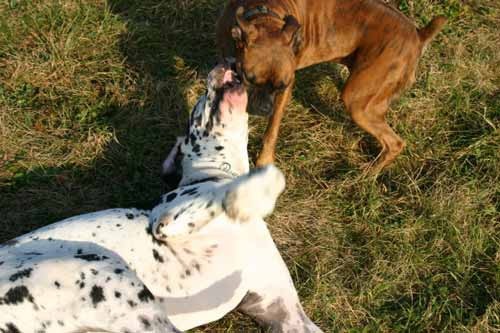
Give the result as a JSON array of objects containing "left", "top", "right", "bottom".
[{"left": 0, "top": 0, "right": 225, "bottom": 242}]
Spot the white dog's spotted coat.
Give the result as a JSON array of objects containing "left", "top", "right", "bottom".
[{"left": 0, "top": 65, "right": 322, "bottom": 333}]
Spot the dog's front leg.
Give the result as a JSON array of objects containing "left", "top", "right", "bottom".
[{"left": 255, "top": 82, "right": 294, "bottom": 167}]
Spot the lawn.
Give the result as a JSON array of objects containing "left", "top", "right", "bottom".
[{"left": 0, "top": 0, "right": 499, "bottom": 331}]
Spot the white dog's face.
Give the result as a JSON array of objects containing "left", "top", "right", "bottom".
[{"left": 162, "top": 65, "right": 249, "bottom": 186}]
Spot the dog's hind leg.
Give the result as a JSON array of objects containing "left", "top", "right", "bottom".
[
  {"left": 238, "top": 228, "right": 323, "bottom": 332},
  {"left": 341, "top": 59, "right": 409, "bottom": 173}
]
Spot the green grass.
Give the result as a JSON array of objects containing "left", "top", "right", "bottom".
[{"left": 0, "top": 0, "right": 499, "bottom": 331}]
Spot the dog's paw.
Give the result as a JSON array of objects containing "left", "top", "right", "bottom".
[{"left": 223, "top": 165, "right": 286, "bottom": 222}]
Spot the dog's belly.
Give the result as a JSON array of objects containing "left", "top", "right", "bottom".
[{"left": 3, "top": 209, "right": 256, "bottom": 330}]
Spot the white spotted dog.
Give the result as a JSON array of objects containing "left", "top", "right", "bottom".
[
  {"left": 153, "top": 64, "right": 322, "bottom": 332},
  {"left": 0, "top": 65, "right": 322, "bottom": 333}
]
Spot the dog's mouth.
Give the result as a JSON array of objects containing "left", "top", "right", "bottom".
[{"left": 221, "top": 66, "right": 243, "bottom": 93}]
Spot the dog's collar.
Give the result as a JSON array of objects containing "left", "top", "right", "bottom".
[
  {"left": 180, "top": 162, "right": 242, "bottom": 187},
  {"left": 243, "top": 5, "right": 282, "bottom": 21}
]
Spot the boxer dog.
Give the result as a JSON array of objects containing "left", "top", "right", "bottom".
[
  {"left": 0, "top": 65, "right": 322, "bottom": 332},
  {"left": 216, "top": 0, "right": 446, "bottom": 172}
]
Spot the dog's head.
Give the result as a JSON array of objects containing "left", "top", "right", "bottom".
[
  {"left": 162, "top": 64, "right": 249, "bottom": 187},
  {"left": 231, "top": 6, "right": 302, "bottom": 116}
]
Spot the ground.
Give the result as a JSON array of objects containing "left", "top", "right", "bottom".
[{"left": 0, "top": 0, "right": 499, "bottom": 332}]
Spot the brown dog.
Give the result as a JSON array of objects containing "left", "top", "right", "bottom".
[{"left": 216, "top": 0, "right": 446, "bottom": 172}]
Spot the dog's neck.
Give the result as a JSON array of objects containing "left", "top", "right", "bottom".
[
  {"left": 239, "top": 0, "right": 303, "bottom": 24},
  {"left": 180, "top": 144, "right": 249, "bottom": 187}
]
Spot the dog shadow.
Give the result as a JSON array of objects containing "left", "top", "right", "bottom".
[{"left": 0, "top": 0, "right": 225, "bottom": 242}]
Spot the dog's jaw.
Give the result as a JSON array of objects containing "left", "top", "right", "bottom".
[{"left": 168, "top": 65, "right": 249, "bottom": 187}]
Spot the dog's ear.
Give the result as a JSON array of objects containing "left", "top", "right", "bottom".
[
  {"left": 223, "top": 165, "right": 286, "bottom": 222},
  {"left": 233, "top": 6, "right": 258, "bottom": 45},
  {"left": 282, "top": 15, "right": 303, "bottom": 54},
  {"left": 161, "top": 137, "right": 184, "bottom": 188}
]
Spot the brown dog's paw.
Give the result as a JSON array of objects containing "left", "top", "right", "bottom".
[{"left": 255, "top": 152, "right": 275, "bottom": 167}]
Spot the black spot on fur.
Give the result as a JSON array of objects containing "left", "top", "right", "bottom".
[
  {"left": 57, "top": 320, "right": 64, "bottom": 327},
  {"left": 0, "top": 261, "right": 4, "bottom": 266},
  {"left": 114, "top": 268, "right": 124, "bottom": 274},
  {"left": 115, "top": 291, "right": 122, "bottom": 298},
  {"left": 90, "top": 285, "right": 105, "bottom": 307},
  {"left": 139, "top": 317, "right": 151, "bottom": 330},
  {"left": 9, "top": 268, "right": 33, "bottom": 282},
  {"left": 74, "top": 254, "right": 109, "bottom": 261},
  {"left": 165, "top": 192, "right": 177, "bottom": 203},
  {"left": 128, "top": 300, "right": 137, "bottom": 307},
  {"left": 137, "top": 286, "right": 155, "bottom": 303},
  {"left": 192, "top": 144, "right": 201, "bottom": 153},
  {"left": 174, "top": 206, "right": 189, "bottom": 220},
  {"left": 181, "top": 188, "right": 198, "bottom": 196},
  {"left": 22, "top": 252, "right": 42, "bottom": 256},
  {"left": 145, "top": 225, "right": 166, "bottom": 247},
  {"left": 126, "top": 213, "right": 134, "bottom": 219},
  {"left": 190, "top": 133, "right": 197, "bottom": 145},
  {"left": 2, "top": 323, "right": 21, "bottom": 333},
  {"left": 116, "top": 223, "right": 122, "bottom": 227},
  {"left": 90, "top": 268, "right": 99, "bottom": 275},
  {"left": 152, "top": 249, "right": 164, "bottom": 263},
  {"left": 215, "top": 146, "right": 224, "bottom": 151},
  {"left": 54, "top": 281, "right": 60, "bottom": 288},
  {"left": 0, "top": 285, "right": 34, "bottom": 305}
]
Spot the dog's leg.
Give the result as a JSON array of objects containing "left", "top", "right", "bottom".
[
  {"left": 341, "top": 64, "right": 407, "bottom": 173},
  {"left": 256, "top": 83, "right": 294, "bottom": 167},
  {"left": 238, "top": 228, "right": 322, "bottom": 332}
]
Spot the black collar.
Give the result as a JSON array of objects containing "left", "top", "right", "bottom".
[
  {"left": 243, "top": 5, "right": 282, "bottom": 21},
  {"left": 182, "top": 176, "right": 226, "bottom": 187}
]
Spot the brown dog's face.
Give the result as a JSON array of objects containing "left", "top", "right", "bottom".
[{"left": 231, "top": 7, "right": 302, "bottom": 116}]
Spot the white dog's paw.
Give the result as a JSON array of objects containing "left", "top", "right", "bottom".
[{"left": 223, "top": 165, "right": 286, "bottom": 222}]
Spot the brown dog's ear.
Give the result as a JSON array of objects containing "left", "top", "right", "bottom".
[
  {"left": 234, "top": 6, "right": 258, "bottom": 45},
  {"left": 282, "top": 15, "right": 303, "bottom": 54}
]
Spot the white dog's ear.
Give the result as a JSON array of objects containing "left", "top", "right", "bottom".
[
  {"left": 162, "top": 137, "right": 184, "bottom": 176},
  {"left": 223, "top": 165, "right": 286, "bottom": 222}
]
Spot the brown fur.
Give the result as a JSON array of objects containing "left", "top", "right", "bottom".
[{"left": 216, "top": 0, "right": 446, "bottom": 172}]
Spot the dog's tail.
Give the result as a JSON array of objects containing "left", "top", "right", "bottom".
[{"left": 417, "top": 16, "right": 447, "bottom": 51}]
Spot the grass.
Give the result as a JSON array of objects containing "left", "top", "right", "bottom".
[{"left": 0, "top": 0, "right": 499, "bottom": 331}]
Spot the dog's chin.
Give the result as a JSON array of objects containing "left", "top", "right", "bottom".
[{"left": 247, "top": 93, "right": 274, "bottom": 117}]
